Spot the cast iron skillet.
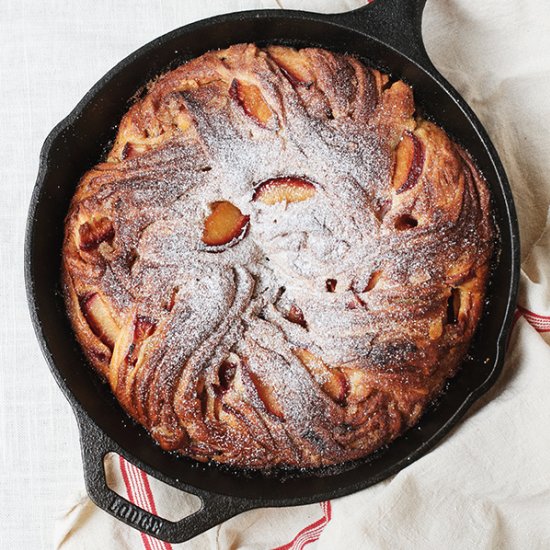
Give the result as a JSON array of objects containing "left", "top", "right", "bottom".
[{"left": 25, "top": 0, "right": 520, "bottom": 543}]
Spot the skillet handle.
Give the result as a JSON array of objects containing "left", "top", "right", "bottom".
[
  {"left": 76, "top": 414, "right": 255, "bottom": 544},
  {"left": 336, "top": 0, "right": 432, "bottom": 68}
]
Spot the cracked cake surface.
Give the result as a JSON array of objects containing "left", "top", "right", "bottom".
[{"left": 62, "top": 43, "right": 495, "bottom": 469}]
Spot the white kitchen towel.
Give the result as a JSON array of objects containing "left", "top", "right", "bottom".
[{"left": 47, "top": 0, "right": 550, "bottom": 548}]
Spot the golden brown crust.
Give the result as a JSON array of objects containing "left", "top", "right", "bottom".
[{"left": 62, "top": 44, "right": 494, "bottom": 469}]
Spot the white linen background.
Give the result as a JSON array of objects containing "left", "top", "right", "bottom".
[{"left": 1, "top": 0, "right": 549, "bottom": 548}]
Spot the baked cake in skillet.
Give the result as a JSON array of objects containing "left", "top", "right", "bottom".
[{"left": 62, "top": 44, "right": 494, "bottom": 469}]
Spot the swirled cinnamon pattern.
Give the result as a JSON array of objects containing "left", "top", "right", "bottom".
[{"left": 63, "top": 44, "right": 494, "bottom": 468}]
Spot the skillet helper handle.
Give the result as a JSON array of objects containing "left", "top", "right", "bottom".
[
  {"left": 76, "top": 415, "right": 254, "bottom": 544},
  {"left": 336, "top": 0, "right": 432, "bottom": 68}
]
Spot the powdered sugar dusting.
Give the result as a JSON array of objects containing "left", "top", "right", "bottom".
[{"left": 63, "top": 44, "right": 494, "bottom": 468}]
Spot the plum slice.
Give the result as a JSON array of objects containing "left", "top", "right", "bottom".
[
  {"left": 121, "top": 142, "right": 140, "bottom": 160},
  {"left": 229, "top": 79, "right": 273, "bottom": 126},
  {"left": 79, "top": 217, "right": 114, "bottom": 251},
  {"left": 294, "top": 348, "right": 348, "bottom": 404},
  {"left": 216, "top": 360, "right": 238, "bottom": 393},
  {"left": 201, "top": 201, "right": 249, "bottom": 250},
  {"left": 253, "top": 177, "right": 316, "bottom": 205},
  {"left": 325, "top": 279, "right": 337, "bottom": 293},
  {"left": 80, "top": 293, "right": 120, "bottom": 349},
  {"left": 286, "top": 304, "right": 307, "bottom": 328},
  {"left": 354, "top": 270, "right": 382, "bottom": 293},
  {"left": 268, "top": 46, "right": 314, "bottom": 88},
  {"left": 249, "top": 372, "right": 285, "bottom": 420},
  {"left": 125, "top": 315, "right": 157, "bottom": 366},
  {"left": 393, "top": 131, "right": 425, "bottom": 194}
]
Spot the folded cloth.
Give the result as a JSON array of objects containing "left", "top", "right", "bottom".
[{"left": 54, "top": 0, "right": 550, "bottom": 548}]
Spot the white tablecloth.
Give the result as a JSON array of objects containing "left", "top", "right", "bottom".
[{"left": 1, "top": 1, "right": 549, "bottom": 548}]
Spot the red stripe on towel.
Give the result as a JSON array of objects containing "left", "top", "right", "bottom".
[
  {"left": 127, "top": 462, "right": 168, "bottom": 550},
  {"left": 119, "top": 456, "right": 172, "bottom": 550},
  {"left": 273, "top": 501, "right": 332, "bottom": 550},
  {"left": 119, "top": 456, "right": 154, "bottom": 550},
  {"left": 518, "top": 305, "right": 550, "bottom": 332},
  {"left": 139, "top": 468, "right": 160, "bottom": 515}
]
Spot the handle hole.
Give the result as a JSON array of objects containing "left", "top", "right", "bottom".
[{"left": 104, "top": 452, "right": 202, "bottom": 522}]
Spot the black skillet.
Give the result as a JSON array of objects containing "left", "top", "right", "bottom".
[{"left": 25, "top": 0, "right": 520, "bottom": 543}]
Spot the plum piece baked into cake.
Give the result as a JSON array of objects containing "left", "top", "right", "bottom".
[{"left": 62, "top": 44, "right": 495, "bottom": 469}]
